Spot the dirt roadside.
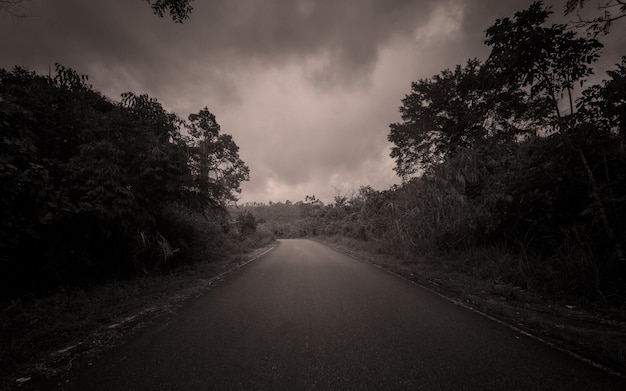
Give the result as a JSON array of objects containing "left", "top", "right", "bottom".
[
  {"left": 0, "top": 242, "right": 278, "bottom": 391},
  {"left": 315, "top": 236, "right": 626, "bottom": 379}
]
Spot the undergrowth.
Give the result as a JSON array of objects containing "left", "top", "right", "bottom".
[{"left": 0, "top": 236, "right": 275, "bottom": 388}]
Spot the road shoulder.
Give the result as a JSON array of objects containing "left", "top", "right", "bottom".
[
  {"left": 1, "top": 242, "right": 278, "bottom": 390},
  {"left": 313, "top": 235, "right": 626, "bottom": 378}
]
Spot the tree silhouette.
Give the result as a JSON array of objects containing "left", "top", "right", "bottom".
[
  {"left": 145, "top": 0, "right": 193, "bottom": 23},
  {"left": 388, "top": 59, "right": 531, "bottom": 179},
  {"left": 0, "top": 0, "right": 194, "bottom": 22},
  {"left": 565, "top": 0, "right": 626, "bottom": 35},
  {"left": 0, "top": 0, "right": 30, "bottom": 18}
]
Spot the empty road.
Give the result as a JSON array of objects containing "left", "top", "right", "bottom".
[{"left": 60, "top": 239, "right": 623, "bottom": 390}]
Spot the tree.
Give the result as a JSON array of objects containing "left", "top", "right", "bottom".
[
  {"left": 573, "top": 57, "right": 626, "bottom": 255},
  {"left": 115, "top": 92, "right": 190, "bottom": 217},
  {"left": 187, "top": 108, "right": 249, "bottom": 207},
  {"left": 485, "top": 1, "right": 624, "bottom": 265},
  {"left": 575, "top": 56, "right": 626, "bottom": 139},
  {"left": 565, "top": 0, "right": 626, "bottom": 35},
  {"left": 0, "top": 65, "right": 250, "bottom": 296},
  {"left": 388, "top": 59, "right": 531, "bottom": 179},
  {"left": 236, "top": 210, "right": 257, "bottom": 237},
  {"left": 0, "top": 1, "right": 194, "bottom": 22},
  {"left": 0, "top": 0, "right": 30, "bottom": 18},
  {"left": 486, "top": 1, "right": 602, "bottom": 124},
  {"left": 145, "top": 0, "right": 194, "bottom": 23}
]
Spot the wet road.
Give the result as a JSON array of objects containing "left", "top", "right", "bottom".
[{"left": 60, "top": 239, "right": 624, "bottom": 390}]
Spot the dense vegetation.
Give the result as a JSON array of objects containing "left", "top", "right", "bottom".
[
  {"left": 0, "top": 64, "right": 274, "bottom": 299},
  {"left": 2, "top": 1, "right": 624, "bottom": 305},
  {"left": 242, "top": 2, "right": 626, "bottom": 303}
]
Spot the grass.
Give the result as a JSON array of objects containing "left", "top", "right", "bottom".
[{"left": 0, "top": 241, "right": 277, "bottom": 390}]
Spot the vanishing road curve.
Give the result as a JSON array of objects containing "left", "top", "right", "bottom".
[{"left": 60, "top": 239, "right": 623, "bottom": 390}]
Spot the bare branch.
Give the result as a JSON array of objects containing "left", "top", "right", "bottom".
[
  {"left": 0, "top": 0, "right": 32, "bottom": 19},
  {"left": 144, "top": 0, "right": 194, "bottom": 23},
  {"left": 565, "top": 0, "right": 626, "bottom": 36}
]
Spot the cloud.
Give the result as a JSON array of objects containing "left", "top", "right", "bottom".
[
  {"left": 0, "top": 0, "right": 488, "bottom": 204},
  {"left": 3, "top": 0, "right": 623, "bottom": 204},
  {"left": 414, "top": 1, "right": 465, "bottom": 43}
]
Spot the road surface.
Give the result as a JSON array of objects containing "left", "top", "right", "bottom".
[{"left": 59, "top": 239, "right": 623, "bottom": 390}]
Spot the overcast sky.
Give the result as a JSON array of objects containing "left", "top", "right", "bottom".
[{"left": 2, "top": 0, "right": 625, "bottom": 204}]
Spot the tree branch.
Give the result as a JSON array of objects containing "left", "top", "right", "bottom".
[
  {"left": 566, "top": 0, "right": 626, "bottom": 35},
  {"left": 0, "top": 0, "right": 31, "bottom": 19}
]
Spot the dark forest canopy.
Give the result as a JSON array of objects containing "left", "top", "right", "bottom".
[
  {"left": 384, "top": 1, "right": 626, "bottom": 301},
  {"left": 389, "top": 2, "right": 606, "bottom": 178},
  {"left": 0, "top": 64, "right": 247, "bottom": 297},
  {"left": 1, "top": 1, "right": 625, "bottom": 304}
]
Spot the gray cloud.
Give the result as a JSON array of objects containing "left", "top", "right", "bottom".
[
  {"left": 2, "top": 0, "right": 624, "bottom": 203},
  {"left": 2, "top": 0, "right": 436, "bottom": 89}
]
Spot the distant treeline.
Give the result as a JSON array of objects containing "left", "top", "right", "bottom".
[
  {"left": 0, "top": 64, "right": 271, "bottom": 299},
  {"left": 242, "top": 2, "right": 626, "bottom": 302}
]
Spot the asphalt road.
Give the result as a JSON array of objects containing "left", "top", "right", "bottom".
[{"left": 59, "top": 239, "right": 623, "bottom": 390}]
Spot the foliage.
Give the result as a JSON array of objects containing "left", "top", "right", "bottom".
[
  {"left": 0, "top": 64, "right": 249, "bottom": 298},
  {"left": 565, "top": 0, "right": 626, "bottom": 36},
  {"left": 145, "top": 0, "right": 194, "bottom": 23},
  {"left": 485, "top": 1, "right": 602, "bottom": 126},
  {"left": 187, "top": 108, "right": 250, "bottom": 207},
  {"left": 388, "top": 57, "right": 539, "bottom": 179},
  {"left": 245, "top": 2, "right": 626, "bottom": 303},
  {"left": 235, "top": 210, "right": 258, "bottom": 237},
  {"left": 0, "top": 1, "right": 194, "bottom": 22}
]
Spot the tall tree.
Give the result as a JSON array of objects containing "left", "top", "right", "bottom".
[
  {"left": 187, "top": 108, "right": 249, "bottom": 207},
  {"left": 485, "top": 1, "right": 624, "bottom": 262},
  {"left": 486, "top": 1, "right": 602, "bottom": 124},
  {"left": 388, "top": 59, "right": 531, "bottom": 179}
]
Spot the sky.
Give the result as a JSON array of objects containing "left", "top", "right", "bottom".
[{"left": 1, "top": 0, "right": 625, "bottom": 204}]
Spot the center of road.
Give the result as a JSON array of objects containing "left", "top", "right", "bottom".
[{"left": 62, "top": 239, "right": 624, "bottom": 390}]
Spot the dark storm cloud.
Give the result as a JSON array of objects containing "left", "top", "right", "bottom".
[
  {"left": 2, "top": 0, "right": 624, "bottom": 203},
  {"left": 191, "top": 0, "right": 439, "bottom": 79},
  {"left": 1, "top": 0, "right": 443, "bottom": 121},
  {"left": 2, "top": 0, "right": 437, "bottom": 87}
]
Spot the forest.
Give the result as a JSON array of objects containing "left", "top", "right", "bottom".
[
  {"left": 0, "top": 64, "right": 277, "bottom": 300},
  {"left": 1, "top": 1, "right": 626, "bottom": 384},
  {"left": 1, "top": 0, "right": 625, "bottom": 305},
  {"left": 241, "top": 2, "right": 626, "bottom": 303}
]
